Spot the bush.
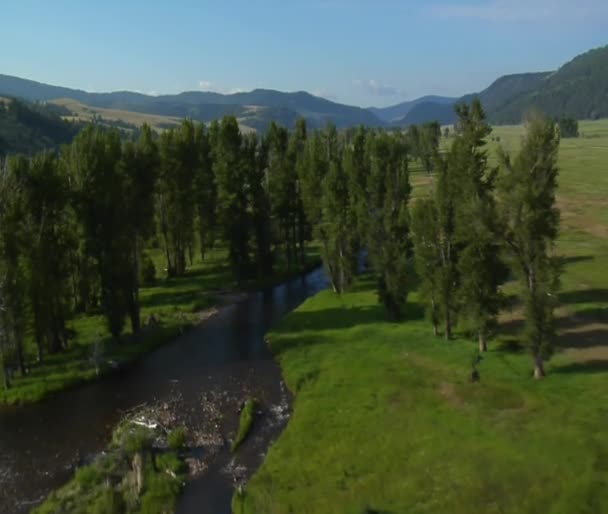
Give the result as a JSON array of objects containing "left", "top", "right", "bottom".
[
  {"left": 120, "top": 425, "right": 154, "bottom": 455},
  {"left": 167, "top": 426, "right": 188, "bottom": 451},
  {"left": 90, "top": 488, "right": 125, "bottom": 514},
  {"left": 140, "top": 253, "right": 156, "bottom": 285},
  {"left": 74, "top": 465, "right": 103, "bottom": 489},
  {"left": 231, "top": 399, "right": 257, "bottom": 452},
  {"left": 156, "top": 452, "right": 186, "bottom": 474}
]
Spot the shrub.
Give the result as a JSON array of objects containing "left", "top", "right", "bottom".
[
  {"left": 140, "top": 253, "right": 156, "bottom": 285},
  {"left": 231, "top": 399, "right": 257, "bottom": 452},
  {"left": 167, "top": 426, "right": 188, "bottom": 451},
  {"left": 74, "top": 465, "right": 103, "bottom": 489}
]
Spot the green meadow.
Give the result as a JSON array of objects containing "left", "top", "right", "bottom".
[{"left": 236, "top": 120, "right": 608, "bottom": 514}]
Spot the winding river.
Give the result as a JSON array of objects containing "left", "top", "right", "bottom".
[{"left": 0, "top": 266, "right": 328, "bottom": 514}]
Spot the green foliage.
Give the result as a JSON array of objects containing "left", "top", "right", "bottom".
[
  {"left": 232, "top": 398, "right": 257, "bottom": 452},
  {"left": 0, "top": 97, "right": 80, "bottom": 157},
  {"left": 557, "top": 117, "right": 579, "bottom": 138},
  {"left": 497, "top": 114, "right": 561, "bottom": 376},
  {"left": 33, "top": 421, "right": 186, "bottom": 514},
  {"left": 365, "top": 131, "right": 412, "bottom": 319},
  {"left": 139, "top": 253, "right": 156, "bottom": 285},
  {"left": 167, "top": 426, "right": 188, "bottom": 451}
]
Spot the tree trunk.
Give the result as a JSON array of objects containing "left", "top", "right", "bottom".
[
  {"left": 444, "top": 310, "right": 452, "bottom": 341},
  {"left": 2, "top": 367, "right": 10, "bottom": 390},
  {"left": 431, "top": 297, "right": 439, "bottom": 336},
  {"left": 533, "top": 355, "right": 545, "bottom": 379},
  {"left": 130, "top": 238, "right": 141, "bottom": 335},
  {"left": 16, "top": 340, "right": 25, "bottom": 377},
  {"left": 339, "top": 244, "right": 345, "bottom": 294},
  {"left": 479, "top": 331, "right": 488, "bottom": 352}
]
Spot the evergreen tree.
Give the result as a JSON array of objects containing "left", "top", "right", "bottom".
[
  {"left": 452, "top": 100, "right": 505, "bottom": 351},
  {"left": 497, "top": 115, "right": 561, "bottom": 378},
  {"left": 320, "top": 153, "right": 356, "bottom": 293},
  {"left": 214, "top": 116, "right": 251, "bottom": 283},
  {"left": 120, "top": 125, "right": 159, "bottom": 333},
  {"left": 157, "top": 121, "right": 198, "bottom": 277},
  {"left": 288, "top": 118, "right": 309, "bottom": 265},
  {"left": 411, "top": 197, "right": 442, "bottom": 335},
  {"left": 20, "top": 152, "right": 74, "bottom": 357},
  {"left": 366, "top": 132, "right": 412, "bottom": 319},
  {"left": 66, "top": 127, "right": 130, "bottom": 340}
]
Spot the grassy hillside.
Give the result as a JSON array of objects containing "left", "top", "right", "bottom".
[
  {"left": 236, "top": 119, "right": 608, "bottom": 514},
  {"left": 51, "top": 98, "right": 184, "bottom": 132},
  {"left": 50, "top": 98, "right": 258, "bottom": 134}
]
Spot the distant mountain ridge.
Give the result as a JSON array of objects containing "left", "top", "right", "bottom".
[
  {"left": 1, "top": 44, "right": 607, "bottom": 130},
  {"left": 369, "top": 95, "right": 456, "bottom": 123},
  {"left": 394, "top": 45, "right": 608, "bottom": 126},
  {"left": 0, "top": 75, "right": 385, "bottom": 130}
]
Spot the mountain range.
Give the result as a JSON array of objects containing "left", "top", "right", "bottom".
[{"left": 0, "top": 44, "right": 607, "bottom": 133}]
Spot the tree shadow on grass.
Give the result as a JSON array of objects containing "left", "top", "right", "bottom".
[
  {"left": 552, "top": 360, "right": 608, "bottom": 375},
  {"left": 560, "top": 255, "right": 595, "bottom": 266},
  {"left": 280, "top": 305, "right": 384, "bottom": 333},
  {"left": 559, "top": 288, "right": 608, "bottom": 305}
]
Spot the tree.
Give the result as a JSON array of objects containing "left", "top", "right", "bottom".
[
  {"left": 343, "top": 126, "right": 370, "bottom": 246},
  {"left": 120, "top": 125, "right": 159, "bottom": 333},
  {"left": 557, "top": 117, "right": 579, "bottom": 138},
  {"left": 366, "top": 132, "right": 412, "bottom": 320},
  {"left": 411, "top": 198, "right": 442, "bottom": 335},
  {"left": 0, "top": 156, "right": 28, "bottom": 375},
  {"left": 193, "top": 124, "right": 217, "bottom": 260},
  {"left": 244, "top": 132, "right": 273, "bottom": 276},
  {"left": 418, "top": 121, "right": 441, "bottom": 174},
  {"left": 20, "top": 152, "right": 74, "bottom": 357},
  {"left": 452, "top": 100, "right": 505, "bottom": 352},
  {"left": 214, "top": 116, "right": 251, "bottom": 283},
  {"left": 497, "top": 114, "right": 561, "bottom": 378},
  {"left": 288, "top": 119, "right": 309, "bottom": 265},
  {"left": 267, "top": 122, "right": 295, "bottom": 267},
  {"left": 157, "top": 121, "right": 198, "bottom": 277},
  {"left": 66, "top": 126, "right": 130, "bottom": 340},
  {"left": 320, "top": 156, "right": 357, "bottom": 293}
]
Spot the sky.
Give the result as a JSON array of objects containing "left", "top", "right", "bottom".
[{"left": 2, "top": 1, "right": 607, "bottom": 108}]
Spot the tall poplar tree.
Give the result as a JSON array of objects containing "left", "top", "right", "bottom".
[{"left": 498, "top": 115, "right": 561, "bottom": 378}]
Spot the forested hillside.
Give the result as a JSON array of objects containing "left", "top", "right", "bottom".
[
  {"left": 492, "top": 45, "right": 608, "bottom": 122},
  {"left": 0, "top": 98, "right": 79, "bottom": 157}
]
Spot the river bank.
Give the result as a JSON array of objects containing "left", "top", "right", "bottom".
[
  {"left": 233, "top": 265, "right": 608, "bottom": 513},
  {"left": 0, "top": 263, "right": 328, "bottom": 514},
  {"left": 0, "top": 246, "right": 321, "bottom": 406}
]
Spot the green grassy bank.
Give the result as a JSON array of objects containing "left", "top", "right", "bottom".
[{"left": 237, "top": 120, "right": 608, "bottom": 514}]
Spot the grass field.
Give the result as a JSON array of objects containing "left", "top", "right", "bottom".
[
  {"left": 237, "top": 119, "right": 608, "bottom": 514},
  {"left": 0, "top": 245, "right": 321, "bottom": 406}
]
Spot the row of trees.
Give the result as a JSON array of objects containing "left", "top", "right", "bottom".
[
  {"left": 411, "top": 102, "right": 560, "bottom": 378},
  {"left": 302, "top": 100, "right": 560, "bottom": 378},
  {"left": 0, "top": 118, "right": 314, "bottom": 386},
  {"left": 0, "top": 100, "right": 561, "bottom": 387}
]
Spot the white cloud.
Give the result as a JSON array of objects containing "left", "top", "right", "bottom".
[
  {"left": 353, "top": 79, "right": 405, "bottom": 97},
  {"left": 430, "top": 0, "right": 608, "bottom": 22},
  {"left": 198, "top": 80, "right": 214, "bottom": 90},
  {"left": 312, "top": 89, "right": 338, "bottom": 101},
  {"left": 198, "top": 80, "right": 246, "bottom": 95}
]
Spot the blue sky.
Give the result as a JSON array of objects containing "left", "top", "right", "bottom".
[{"left": 2, "top": 0, "right": 607, "bottom": 107}]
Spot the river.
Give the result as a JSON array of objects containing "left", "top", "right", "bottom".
[{"left": 0, "top": 266, "right": 327, "bottom": 514}]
